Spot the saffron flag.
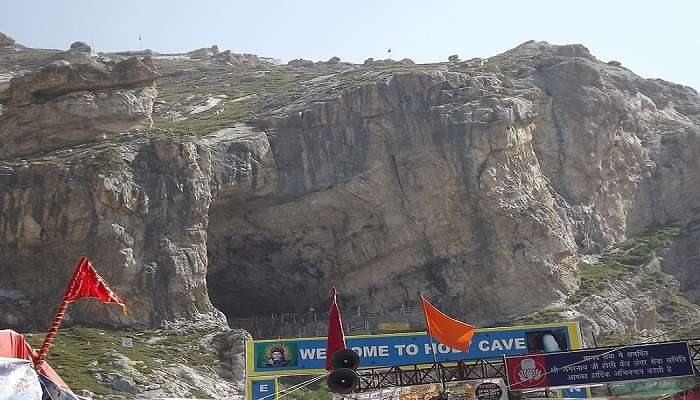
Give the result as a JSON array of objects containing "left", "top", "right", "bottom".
[
  {"left": 325, "top": 287, "right": 346, "bottom": 371},
  {"left": 421, "top": 295, "right": 476, "bottom": 352},
  {"left": 64, "top": 257, "right": 127, "bottom": 315}
]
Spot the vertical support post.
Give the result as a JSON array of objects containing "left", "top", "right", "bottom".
[{"left": 35, "top": 299, "right": 70, "bottom": 370}]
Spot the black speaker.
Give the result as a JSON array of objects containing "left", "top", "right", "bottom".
[
  {"left": 326, "top": 368, "right": 360, "bottom": 394},
  {"left": 331, "top": 348, "right": 360, "bottom": 370}
]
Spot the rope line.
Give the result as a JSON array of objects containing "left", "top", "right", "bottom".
[{"left": 258, "top": 373, "right": 329, "bottom": 400}]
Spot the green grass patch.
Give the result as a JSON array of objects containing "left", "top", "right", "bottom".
[
  {"left": 567, "top": 226, "right": 681, "bottom": 304},
  {"left": 566, "top": 261, "right": 634, "bottom": 304},
  {"left": 518, "top": 306, "right": 568, "bottom": 324},
  {"left": 636, "top": 271, "right": 667, "bottom": 291},
  {"left": 23, "top": 326, "right": 225, "bottom": 396},
  {"left": 24, "top": 328, "right": 136, "bottom": 395},
  {"left": 597, "top": 333, "right": 635, "bottom": 347},
  {"left": 658, "top": 294, "right": 700, "bottom": 339}
]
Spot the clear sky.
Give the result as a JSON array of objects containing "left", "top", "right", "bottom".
[{"left": 2, "top": 0, "right": 698, "bottom": 89}]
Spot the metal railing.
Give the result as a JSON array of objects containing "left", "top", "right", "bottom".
[
  {"left": 229, "top": 305, "right": 428, "bottom": 339},
  {"left": 355, "top": 338, "right": 700, "bottom": 392}
]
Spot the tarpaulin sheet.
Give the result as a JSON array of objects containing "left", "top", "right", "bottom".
[
  {"left": 0, "top": 330, "right": 72, "bottom": 393},
  {"left": 0, "top": 357, "right": 43, "bottom": 400}
]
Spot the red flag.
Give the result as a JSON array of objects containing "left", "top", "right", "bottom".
[
  {"left": 64, "top": 257, "right": 127, "bottom": 315},
  {"left": 325, "top": 287, "right": 346, "bottom": 371}
]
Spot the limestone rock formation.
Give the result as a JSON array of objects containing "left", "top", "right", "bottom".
[
  {"left": 0, "top": 39, "right": 699, "bottom": 341},
  {"left": 0, "top": 32, "right": 17, "bottom": 47},
  {"left": 187, "top": 45, "right": 219, "bottom": 59},
  {"left": 287, "top": 58, "right": 314, "bottom": 67},
  {"left": 0, "top": 47, "right": 159, "bottom": 158},
  {"left": 1, "top": 55, "right": 157, "bottom": 107}
]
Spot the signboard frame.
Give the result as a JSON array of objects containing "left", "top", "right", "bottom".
[
  {"left": 246, "top": 321, "right": 582, "bottom": 378},
  {"left": 247, "top": 377, "right": 279, "bottom": 400},
  {"left": 505, "top": 340, "right": 695, "bottom": 390}
]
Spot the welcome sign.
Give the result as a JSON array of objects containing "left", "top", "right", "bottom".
[{"left": 246, "top": 322, "right": 581, "bottom": 377}]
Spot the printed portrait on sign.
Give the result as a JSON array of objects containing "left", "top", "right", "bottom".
[
  {"left": 256, "top": 343, "right": 298, "bottom": 368},
  {"left": 525, "top": 329, "right": 568, "bottom": 353}
]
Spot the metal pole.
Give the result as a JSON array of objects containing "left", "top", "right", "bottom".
[
  {"left": 425, "top": 318, "right": 446, "bottom": 393},
  {"left": 591, "top": 329, "right": 599, "bottom": 348}
]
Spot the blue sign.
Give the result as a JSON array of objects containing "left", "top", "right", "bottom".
[
  {"left": 506, "top": 341, "right": 695, "bottom": 390},
  {"left": 251, "top": 378, "right": 277, "bottom": 400},
  {"left": 560, "top": 387, "right": 590, "bottom": 398},
  {"left": 247, "top": 322, "right": 581, "bottom": 376}
]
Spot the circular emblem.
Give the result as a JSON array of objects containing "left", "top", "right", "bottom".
[
  {"left": 513, "top": 358, "right": 547, "bottom": 387},
  {"left": 475, "top": 382, "right": 503, "bottom": 400}
]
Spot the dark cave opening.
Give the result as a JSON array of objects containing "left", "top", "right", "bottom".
[{"left": 204, "top": 204, "right": 330, "bottom": 334}]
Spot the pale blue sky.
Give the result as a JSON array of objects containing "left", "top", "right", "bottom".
[{"left": 2, "top": 0, "right": 698, "bottom": 89}]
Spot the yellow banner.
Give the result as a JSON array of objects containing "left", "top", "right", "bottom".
[{"left": 377, "top": 322, "right": 412, "bottom": 331}]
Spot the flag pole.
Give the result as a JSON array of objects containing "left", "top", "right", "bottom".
[
  {"left": 35, "top": 256, "right": 127, "bottom": 371},
  {"left": 35, "top": 257, "right": 86, "bottom": 371},
  {"left": 421, "top": 295, "right": 447, "bottom": 394},
  {"left": 35, "top": 298, "right": 70, "bottom": 371}
]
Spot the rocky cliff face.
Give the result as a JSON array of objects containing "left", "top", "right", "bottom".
[{"left": 0, "top": 35, "right": 699, "bottom": 343}]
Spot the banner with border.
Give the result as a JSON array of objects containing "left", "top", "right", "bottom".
[{"left": 247, "top": 322, "right": 581, "bottom": 378}]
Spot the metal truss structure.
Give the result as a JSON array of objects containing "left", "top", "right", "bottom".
[{"left": 356, "top": 338, "right": 700, "bottom": 392}]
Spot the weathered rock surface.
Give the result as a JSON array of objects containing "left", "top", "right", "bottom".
[
  {"left": 24, "top": 326, "right": 248, "bottom": 399},
  {"left": 1, "top": 55, "right": 158, "bottom": 107},
  {"left": 0, "top": 39, "right": 699, "bottom": 338},
  {"left": 0, "top": 32, "right": 17, "bottom": 47},
  {"left": 186, "top": 45, "right": 219, "bottom": 60},
  {"left": 0, "top": 46, "right": 159, "bottom": 159},
  {"left": 287, "top": 58, "right": 314, "bottom": 67}
]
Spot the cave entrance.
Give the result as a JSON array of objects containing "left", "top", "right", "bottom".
[{"left": 204, "top": 202, "right": 329, "bottom": 337}]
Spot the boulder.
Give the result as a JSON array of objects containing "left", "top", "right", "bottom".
[
  {"left": 448, "top": 54, "right": 460, "bottom": 63},
  {"left": 0, "top": 32, "right": 16, "bottom": 47},
  {"left": 327, "top": 56, "right": 341, "bottom": 64},
  {"left": 212, "top": 50, "right": 233, "bottom": 64},
  {"left": 287, "top": 58, "right": 314, "bottom": 67},
  {"left": 69, "top": 41, "right": 92, "bottom": 53},
  {"left": 363, "top": 57, "right": 374, "bottom": 65},
  {"left": 607, "top": 60, "right": 622, "bottom": 67},
  {"left": 187, "top": 46, "right": 219, "bottom": 60},
  {"left": 49, "top": 41, "right": 98, "bottom": 62},
  {"left": 398, "top": 58, "right": 415, "bottom": 65}
]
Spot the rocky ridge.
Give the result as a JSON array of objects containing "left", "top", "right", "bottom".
[{"left": 0, "top": 33, "right": 699, "bottom": 397}]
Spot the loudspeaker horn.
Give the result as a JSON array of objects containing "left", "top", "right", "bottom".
[
  {"left": 326, "top": 368, "right": 360, "bottom": 394},
  {"left": 331, "top": 348, "right": 360, "bottom": 370}
]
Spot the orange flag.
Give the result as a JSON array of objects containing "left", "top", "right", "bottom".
[
  {"left": 421, "top": 295, "right": 476, "bottom": 352},
  {"left": 64, "top": 257, "right": 127, "bottom": 315}
]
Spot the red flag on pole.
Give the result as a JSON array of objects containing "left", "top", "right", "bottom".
[
  {"left": 325, "top": 287, "right": 346, "bottom": 371},
  {"left": 64, "top": 257, "right": 127, "bottom": 315},
  {"left": 35, "top": 257, "right": 127, "bottom": 371}
]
